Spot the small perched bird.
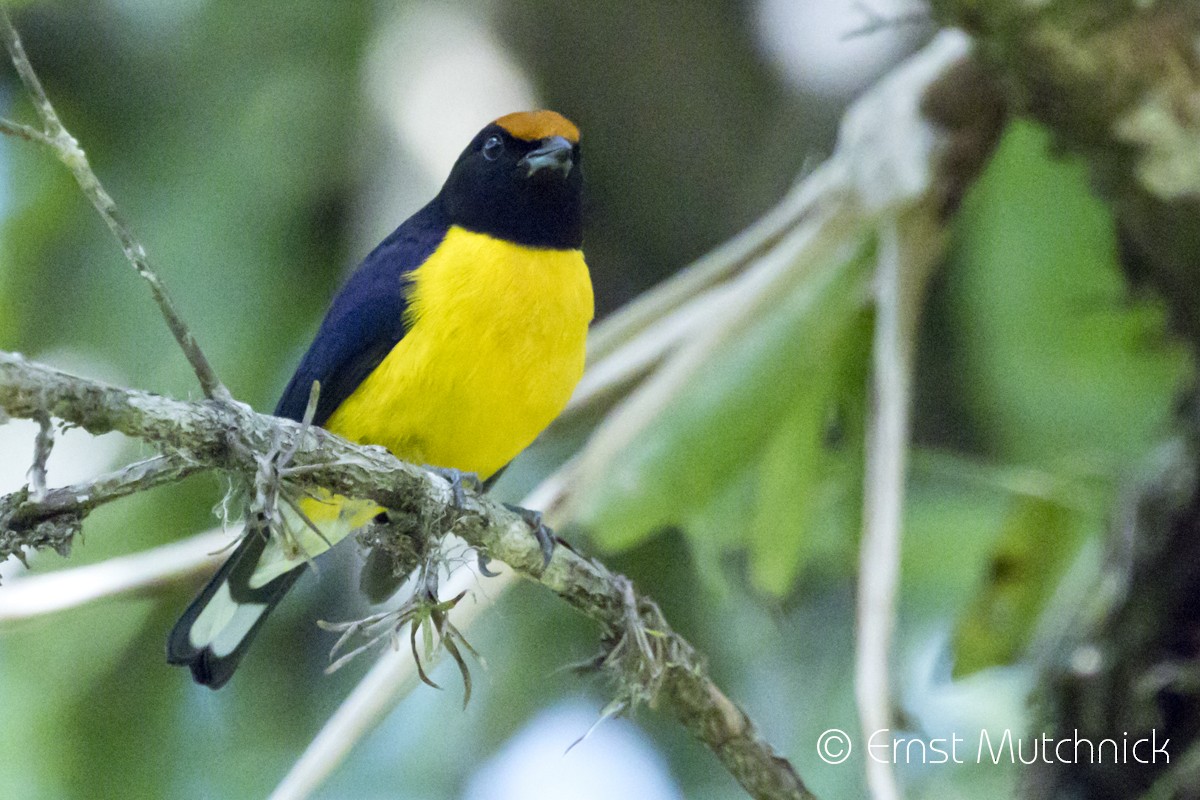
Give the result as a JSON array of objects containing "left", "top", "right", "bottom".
[{"left": 168, "top": 110, "right": 593, "bottom": 688}]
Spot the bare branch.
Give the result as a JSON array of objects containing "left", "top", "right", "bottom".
[
  {"left": 0, "top": 116, "right": 52, "bottom": 146},
  {"left": 0, "top": 10, "right": 230, "bottom": 401}
]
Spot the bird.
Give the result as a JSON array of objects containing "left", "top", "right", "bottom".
[{"left": 167, "top": 110, "right": 593, "bottom": 689}]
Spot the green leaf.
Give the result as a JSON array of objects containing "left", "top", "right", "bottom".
[
  {"left": 744, "top": 307, "right": 871, "bottom": 594},
  {"left": 951, "top": 495, "right": 1086, "bottom": 677},
  {"left": 681, "top": 466, "right": 754, "bottom": 598},
  {"left": 951, "top": 121, "right": 1189, "bottom": 474}
]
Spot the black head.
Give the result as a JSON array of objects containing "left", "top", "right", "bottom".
[{"left": 439, "top": 110, "right": 583, "bottom": 249}]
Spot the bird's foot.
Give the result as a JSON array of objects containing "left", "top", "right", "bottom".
[
  {"left": 503, "top": 503, "right": 555, "bottom": 568},
  {"left": 427, "top": 466, "right": 482, "bottom": 510},
  {"left": 476, "top": 552, "right": 501, "bottom": 578}
]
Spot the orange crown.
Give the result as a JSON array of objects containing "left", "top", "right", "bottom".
[{"left": 493, "top": 110, "right": 580, "bottom": 144}]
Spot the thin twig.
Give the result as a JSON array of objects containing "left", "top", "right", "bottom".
[
  {"left": 855, "top": 220, "right": 908, "bottom": 800},
  {"left": 844, "top": 2, "right": 931, "bottom": 41},
  {"left": 0, "top": 116, "right": 52, "bottom": 146},
  {"left": 27, "top": 411, "right": 53, "bottom": 501},
  {"left": 0, "top": 14, "right": 61, "bottom": 138},
  {"left": 4, "top": 454, "right": 203, "bottom": 527},
  {"left": 830, "top": 31, "right": 994, "bottom": 800},
  {"left": 0, "top": 11, "right": 230, "bottom": 402}
]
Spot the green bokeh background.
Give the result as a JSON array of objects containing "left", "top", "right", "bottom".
[{"left": 0, "top": 2, "right": 1189, "bottom": 799}]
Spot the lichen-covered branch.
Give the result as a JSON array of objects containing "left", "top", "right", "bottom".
[
  {"left": 0, "top": 349, "right": 813, "bottom": 800},
  {"left": 1, "top": 454, "right": 205, "bottom": 565}
]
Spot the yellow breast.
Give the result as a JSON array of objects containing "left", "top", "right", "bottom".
[{"left": 323, "top": 225, "right": 593, "bottom": 480}]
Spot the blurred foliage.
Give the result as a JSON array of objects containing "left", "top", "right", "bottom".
[
  {"left": 948, "top": 122, "right": 1186, "bottom": 473},
  {"left": 951, "top": 495, "right": 1084, "bottom": 678},
  {"left": 574, "top": 238, "right": 874, "bottom": 597},
  {"left": 0, "top": 3, "right": 1193, "bottom": 800},
  {"left": 941, "top": 120, "right": 1187, "bottom": 677}
]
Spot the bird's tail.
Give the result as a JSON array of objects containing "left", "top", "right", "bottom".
[
  {"left": 166, "top": 523, "right": 305, "bottom": 689},
  {"left": 167, "top": 494, "right": 378, "bottom": 688}
]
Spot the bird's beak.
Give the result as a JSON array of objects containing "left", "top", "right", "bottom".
[{"left": 519, "top": 136, "right": 574, "bottom": 177}]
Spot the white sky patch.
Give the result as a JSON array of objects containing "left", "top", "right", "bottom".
[
  {"left": 462, "top": 700, "right": 685, "bottom": 800},
  {"left": 755, "top": 0, "right": 926, "bottom": 97}
]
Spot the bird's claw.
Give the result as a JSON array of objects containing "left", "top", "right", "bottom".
[
  {"left": 428, "top": 466, "right": 482, "bottom": 510},
  {"left": 476, "top": 552, "right": 501, "bottom": 578},
  {"left": 503, "top": 503, "right": 555, "bottom": 568}
]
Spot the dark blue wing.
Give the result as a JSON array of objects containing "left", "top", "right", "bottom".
[{"left": 274, "top": 199, "right": 449, "bottom": 425}]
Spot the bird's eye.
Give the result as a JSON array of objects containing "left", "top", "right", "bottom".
[{"left": 482, "top": 135, "right": 504, "bottom": 161}]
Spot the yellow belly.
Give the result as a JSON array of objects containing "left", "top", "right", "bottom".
[{"left": 324, "top": 225, "right": 593, "bottom": 481}]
